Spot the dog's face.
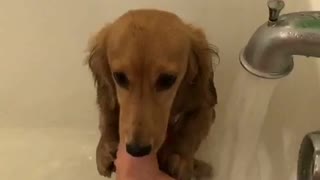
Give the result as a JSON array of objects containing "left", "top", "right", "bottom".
[
  {"left": 88, "top": 10, "right": 215, "bottom": 156},
  {"left": 108, "top": 11, "right": 191, "bottom": 155}
]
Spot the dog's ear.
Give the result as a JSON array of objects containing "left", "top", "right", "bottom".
[
  {"left": 86, "top": 24, "right": 117, "bottom": 109},
  {"left": 186, "top": 25, "right": 218, "bottom": 106}
]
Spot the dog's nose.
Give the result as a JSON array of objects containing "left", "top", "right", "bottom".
[{"left": 126, "top": 143, "right": 152, "bottom": 157}]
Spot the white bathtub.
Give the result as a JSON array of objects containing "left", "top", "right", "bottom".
[{"left": 0, "top": 0, "right": 319, "bottom": 180}]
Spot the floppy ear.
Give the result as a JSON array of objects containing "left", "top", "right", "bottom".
[
  {"left": 186, "top": 25, "right": 218, "bottom": 106},
  {"left": 86, "top": 24, "right": 117, "bottom": 109}
]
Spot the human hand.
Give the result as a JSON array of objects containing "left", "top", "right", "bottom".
[{"left": 115, "top": 144, "right": 175, "bottom": 180}]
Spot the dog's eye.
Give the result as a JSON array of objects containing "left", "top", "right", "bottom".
[
  {"left": 113, "top": 72, "right": 129, "bottom": 89},
  {"left": 156, "top": 74, "right": 177, "bottom": 91}
]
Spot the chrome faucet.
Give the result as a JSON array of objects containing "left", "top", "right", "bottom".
[
  {"left": 298, "top": 131, "right": 320, "bottom": 180},
  {"left": 240, "top": 0, "right": 320, "bottom": 79}
]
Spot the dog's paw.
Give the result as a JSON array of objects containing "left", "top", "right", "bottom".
[
  {"left": 96, "top": 153, "right": 115, "bottom": 177},
  {"left": 193, "top": 159, "right": 213, "bottom": 179},
  {"left": 164, "top": 153, "right": 194, "bottom": 180},
  {"left": 96, "top": 139, "right": 117, "bottom": 177}
]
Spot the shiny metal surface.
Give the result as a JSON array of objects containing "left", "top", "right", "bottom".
[
  {"left": 240, "top": 0, "right": 320, "bottom": 79},
  {"left": 298, "top": 131, "right": 320, "bottom": 180}
]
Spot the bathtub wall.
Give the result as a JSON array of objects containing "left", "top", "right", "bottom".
[{"left": 0, "top": 0, "right": 319, "bottom": 180}]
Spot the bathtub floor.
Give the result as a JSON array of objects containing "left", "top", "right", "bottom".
[{"left": 0, "top": 128, "right": 114, "bottom": 180}]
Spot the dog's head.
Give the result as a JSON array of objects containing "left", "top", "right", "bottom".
[{"left": 87, "top": 9, "right": 217, "bottom": 157}]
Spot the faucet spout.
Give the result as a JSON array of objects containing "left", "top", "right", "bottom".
[{"left": 240, "top": 1, "right": 320, "bottom": 79}]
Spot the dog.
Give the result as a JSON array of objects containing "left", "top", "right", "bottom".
[{"left": 86, "top": 9, "right": 218, "bottom": 180}]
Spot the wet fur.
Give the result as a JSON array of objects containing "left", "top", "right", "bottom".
[{"left": 86, "top": 9, "right": 218, "bottom": 180}]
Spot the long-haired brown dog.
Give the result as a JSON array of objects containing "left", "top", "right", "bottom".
[{"left": 87, "top": 9, "right": 218, "bottom": 180}]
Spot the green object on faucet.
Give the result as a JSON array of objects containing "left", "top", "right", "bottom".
[{"left": 296, "top": 19, "right": 320, "bottom": 29}]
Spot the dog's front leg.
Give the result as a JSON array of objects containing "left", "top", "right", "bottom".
[
  {"left": 96, "top": 109, "right": 119, "bottom": 177},
  {"left": 95, "top": 82, "right": 119, "bottom": 177},
  {"left": 159, "top": 107, "right": 215, "bottom": 180}
]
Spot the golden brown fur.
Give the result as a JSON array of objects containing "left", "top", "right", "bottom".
[{"left": 87, "top": 9, "right": 218, "bottom": 180}]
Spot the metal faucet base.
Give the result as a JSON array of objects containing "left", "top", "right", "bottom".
[{"left": 298, "top": 131, "right": 320, "bottom": 180}]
